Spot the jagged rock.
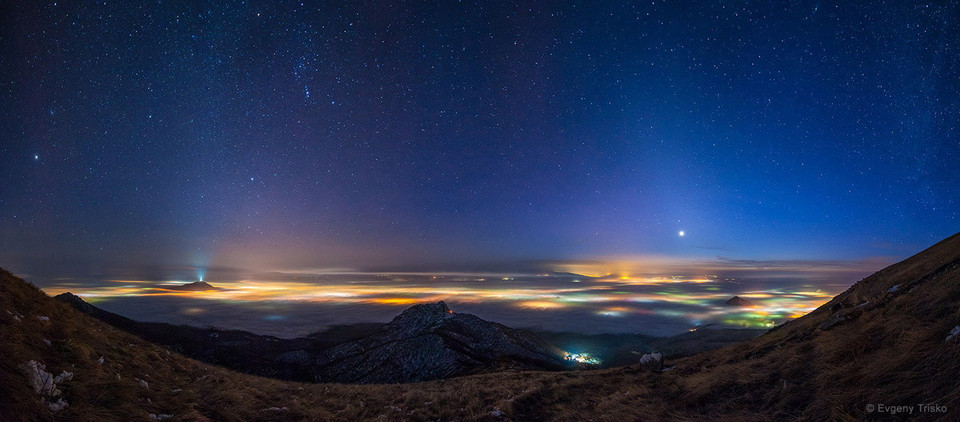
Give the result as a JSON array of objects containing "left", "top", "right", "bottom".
[
  {"left": 21, "top": 361, "right": 71, "bottom": 412},
  {"left": 23, "top": 361, "right": 59, "bottom": 396},
  {"left": 313, "top": 301, "right": 567, "bottom": 383},
  {"left": 47, "top": 398, "right": 69, "bottom": 412}
]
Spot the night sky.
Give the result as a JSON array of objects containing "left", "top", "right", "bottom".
[{"left": 2, "top": 1, "right": 959, "bottom": 280}]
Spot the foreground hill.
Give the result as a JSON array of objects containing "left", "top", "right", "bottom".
[{"left": 2, "top": 231, "right": 960, "bottom": 420}]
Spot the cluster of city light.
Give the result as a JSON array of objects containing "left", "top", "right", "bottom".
[{"left": 41, "top": 271, "right": 847, "bottom": 330}]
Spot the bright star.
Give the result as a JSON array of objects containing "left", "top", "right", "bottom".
[
  {"left": 33, "top": 154, "right": 39, "bottom": 160},
  {"left": 678, "top": 230, "right": 685, "bottom": 237}
]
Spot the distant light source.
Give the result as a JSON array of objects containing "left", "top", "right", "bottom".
[
  {"left": 563, "top": 352, "right": 601, "bottom": 365},
  {"left": 678, "top": 230, "right": 685, "bottom": 237}
]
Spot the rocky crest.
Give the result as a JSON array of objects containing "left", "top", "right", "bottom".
[{"left": 313, "top": 301, "right": 568, "bottom": 383}]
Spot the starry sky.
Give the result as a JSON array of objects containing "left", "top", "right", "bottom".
[{"left": 2, "top": 1, "right": 959, "bottom": 281}]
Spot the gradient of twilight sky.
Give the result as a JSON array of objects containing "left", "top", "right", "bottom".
[{"left": 1, "top": 1, "right": 959, "bottom": 281}]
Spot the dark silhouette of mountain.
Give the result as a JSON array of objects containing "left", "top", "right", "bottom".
[
  {"left": 163, "top": 281, "right": 217, "bottom": 291},
  {"left": 724, "top": 295, "right": 754, "bottom": 306},
  {"left": 55, "top": 292, "right": 322, "bottom": 381},
  {"left": 54, "top": 295, "right": 568, "bottom": 383},
  {"left": 313, "top": 301, "right": 568, "bottom": 383}
]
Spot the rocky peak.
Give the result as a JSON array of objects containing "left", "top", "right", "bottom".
[
  {"left": 54, "top": 293, "right": 96, "bottom": 313},
  {"left": 387, "top": 301, "right": 453, "bottom": 334},
  {"left": 724, "top": 296, "right": 754, "bottom": 307}
]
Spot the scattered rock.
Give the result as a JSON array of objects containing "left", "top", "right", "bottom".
[
  {"left": 946, "top": 326, "right": 960, "bottom": 342},
  {"left": 97, "top": 356, "right": 104, "bottom": 365},
  {"left": 638, "top": 352, "right": 664, "bottom": 371},
  {"left": 149, "top": 413, "right": 173, "bottom": 420},
  {"left": 47, "top": 398, "right": 69, "bottom": 412},
  {"left": 43, "top": 339, "right": 51, "bottom": 346},
  {"left": 54, "top": 371, "right": 73, "bottom": 383},
  {"left": 888, "top": 284, "right": 901, "bottom": 293},
  {"left": 490, "top": 408, "right": 506, "bottom": 417},
  {"left": 263, "top": 407, "right": 288, "bottom": 412},
  {"left": 135, "top": 378, "right": 149, "bottom": 389},
  {"left": 24, "top": 361, "right": 58, "bottom": 396},
  {"left": 21, "top": 361, "right": 71, "bottom": 412},
  {"left": 37, "top": 315, "right": 50, "bottom": 321}
]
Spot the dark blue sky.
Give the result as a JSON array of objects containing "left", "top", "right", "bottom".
[{"left": 1, "top": 1, "right": 958, "bottom": 278}]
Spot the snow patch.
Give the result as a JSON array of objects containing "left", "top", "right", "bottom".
[
  {"left": 149, "top": 413, "right": 173, "bottom": 420},
  {"left": 888, "top": 284, "right": 900, "bottom": 293},
  {"left": 490, "top": 409, "right": 506, "bottom": 417},
  {"left": 36, "top": 315, "right": 50, "bottom": 321},
  {"left": 96, "top": 356, "right": 104, "bottom": 365}
]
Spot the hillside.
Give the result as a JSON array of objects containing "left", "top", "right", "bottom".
[
  {"left": 2, "top": 231, "right": 960, "bottom": 420},
  {"left": 57, "top": 294, "right": 568, "bottom": 384}
]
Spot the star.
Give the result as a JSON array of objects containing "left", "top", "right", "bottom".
[
  {"left": 33, "top": 154, "right": 39, "bottom": 161},
  {"left": 678, "top": 231, "right": 685, "bottom": 237}
]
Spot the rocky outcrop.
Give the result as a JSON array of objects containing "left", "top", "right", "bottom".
[
  {"left": 313, "top": 302, "right": 568, "bottom": 383},
  {"left": 637, "top": 352, "right": 663, "bottom": 372}
]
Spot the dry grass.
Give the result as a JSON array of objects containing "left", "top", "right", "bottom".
[{"left": 2, "top": 232, "right": 960, "bottom": 421}]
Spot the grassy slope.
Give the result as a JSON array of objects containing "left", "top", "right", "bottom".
[{"left": 2, "top": 232, "right": 960, "bottom": 421}]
